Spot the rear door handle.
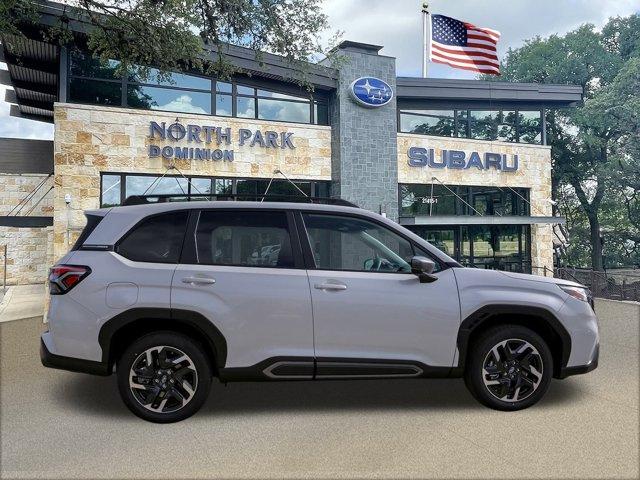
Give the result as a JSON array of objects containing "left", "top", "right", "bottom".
[
  {"left": 314, "top": 282, "right": 347, "bottom": 291},
  {"left": 182, "top": 277, "right": 216, "bottom": 285}
]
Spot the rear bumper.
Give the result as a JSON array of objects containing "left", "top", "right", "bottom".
[
  {"left": 40, "top": 336, "right": 110, "bottom": 376},
  {"left": 558, "top": 343, "right": 599, "bottom": 379}
]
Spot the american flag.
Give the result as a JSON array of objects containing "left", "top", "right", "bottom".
[{"left": 429, "top": 14, "right": 501, "bottom": 75}]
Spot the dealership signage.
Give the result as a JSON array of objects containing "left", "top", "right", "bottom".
[
  {"left": 407, "top": 147, "right": 519, "bottom": 171},
  {"left": 349, "top": 77, "right": 393, "bottom": 107},
  {"left": 148, "top": 121, "right": 295, "bottom": 161}
]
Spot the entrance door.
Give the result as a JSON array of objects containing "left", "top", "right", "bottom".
[
  {"left": 299, "top": 212, "right": 460, "bottom": 374},
  {"left": 171, "top": 209, "right": 314, "bottom": 372}
]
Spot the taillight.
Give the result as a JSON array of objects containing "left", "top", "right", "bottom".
[{"left": 49, "top": 265, "right": 91, "bottom": 295}]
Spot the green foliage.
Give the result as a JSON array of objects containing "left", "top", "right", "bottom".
[
  {"left": 2, "top": 0, "right": 335, "bottom": 89},
  {"left": 484, "top": 15, "right": 640, "bottom": 269}
]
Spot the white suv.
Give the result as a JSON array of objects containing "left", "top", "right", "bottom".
[{"left": 41, "top": 200, "right": 599, "bottom": 423}]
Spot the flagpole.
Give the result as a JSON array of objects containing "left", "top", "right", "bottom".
[{"left": 422, "top": 2, "right": 430, "bottom": 77}]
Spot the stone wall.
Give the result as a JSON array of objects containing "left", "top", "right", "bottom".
[
  {"left": 0, "top": 226, "right": 53, "bottom": 285},
  {"left": 0, "top": 174, "right": 54, "bottom": 285},
  {"left": 53, "top": 103, "right": 332, "bottom": 259},
  {"left": 324, "top": 48, "right": 399, "bottom": 219},
  {"left": 397, "top": 134, "right": 554, "bottom": 272}
]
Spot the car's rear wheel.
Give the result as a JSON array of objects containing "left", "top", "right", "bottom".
[
  {"left": 117, "top": 332, "right": 211, "bottom": 423},
  {"left": 464, "top": 325, "right": 553, "bottom": 411}
]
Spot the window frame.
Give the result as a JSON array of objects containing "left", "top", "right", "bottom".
[
  {"left": 295, "top": 210, "right": 447, "bottom": 274},
  {"left": 99, "top": 172, "right": 332, "bottom": 207},
  {"left": 179, "top": 208, "right": 305, "bottom": 269},
  {"left": 398, "top": 108, "right": 543, "bottom": 145},
  {"left": 66, "top": 48, "right": 329, "bottom": 125}
]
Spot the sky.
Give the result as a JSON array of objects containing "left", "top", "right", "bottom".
[{"left": 1, "top": 0, "right": 639, "bottom": 140}]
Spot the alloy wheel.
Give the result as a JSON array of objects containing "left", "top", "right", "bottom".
[
  {"left": 128, "top": 346, "right": 198, "bottom": 414},
  {"left": 482, "top": 338, "right": 543, "bottom": 403}
]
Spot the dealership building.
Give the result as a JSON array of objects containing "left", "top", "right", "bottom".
[{"left": 0, "top": 1, "right": 582, "bottom": 284}]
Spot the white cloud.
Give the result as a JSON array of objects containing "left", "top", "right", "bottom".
[
  {"left": 321, "top": 0, "right": 640, "bottom": 78},
  {"left": 154, "top": 94, "right": 209, "bottom": 114}
]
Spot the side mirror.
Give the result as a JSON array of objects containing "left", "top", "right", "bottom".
[{"left": 411, "top": 256, "right": 438, "bottom": 283}]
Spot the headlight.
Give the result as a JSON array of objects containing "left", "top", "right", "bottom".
[{"left": 558, "top": 284, "right": 590, "bottom": 303}]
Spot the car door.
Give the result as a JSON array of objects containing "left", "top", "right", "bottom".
[
  {"left": 299, "top": 211, "right": 460, "bottom": 376},
  {"left": 171, "top": 209, "right": 314, "bottom": 374}
]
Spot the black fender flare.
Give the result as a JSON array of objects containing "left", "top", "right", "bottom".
[
  {"left": 453, "top": 304, "right": 571, "bottom": 377},
  {"left": 98, "top": 308, "right": 228, "bottom": 370}
]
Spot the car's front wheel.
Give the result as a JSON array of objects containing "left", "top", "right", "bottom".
[
  {"left": 464, "top": 325, "right": 553, "bottom": 411},
  {"left": 117, "top": 332, "right": 212, "bottom": 423}
]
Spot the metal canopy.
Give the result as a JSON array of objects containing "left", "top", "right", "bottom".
[
  {"left": 0, "top": 34, "right": 59, "bottom": 123},
  {"left": 399, "top": 215, "right": 566, "bottom": 226},
  {"left": 396, "top": 77, "right": 583, "bottom": 109}
]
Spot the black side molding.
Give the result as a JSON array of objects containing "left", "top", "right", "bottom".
[
  {"left": 40, "top": 338, "right": 110, "bottom": 376},
  {"left": 98, "top": 308, "right": 228, "bottom": 370}
]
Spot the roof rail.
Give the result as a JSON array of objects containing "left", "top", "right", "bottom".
[{"left": 121, "top": 194, "right": 360, "bottom": 208}]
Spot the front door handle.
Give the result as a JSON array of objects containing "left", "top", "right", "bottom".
[
  {"left": 182, "top": 277, "right": 216, "bottom": 285},
  {"left": 314, "top": 282, "right": 347, "bottom": 291}
]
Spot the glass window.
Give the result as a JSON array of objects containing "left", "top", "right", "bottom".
[
  {"left": 70, "top": 49, "right": 121, "bottom": 79},
  {"left": 497, "top": 111, "right": 517, "bottom": 142},
  {"left": 400, "top": 184, "right": 458, "bottom": 217},
  {"left": 314, "top": 102, "right": 329, "bottom": 125},
  {"left": 315, "top": 181, "right": 331, "bottom": 198},
  {"left": 125, "top": 176, "right": 189, "bottom": 199},
  {"left": 190, "top": 178, "right": 212, "bottom": 195},
  {"left": 194, "top": 210, "right": 294, "bottom": 268},
  {"left": 216, "top": 81, "right": 232, "bottom": 93},
  {"left": 400, "top": 110, "right": 455, "bottom": 136},
  {"left": 214, "top": 179, "right": 233, "bottom": 195},
  {"left": 455, "top": 110, "right": 469, "bottom": 137},
  {"left": 128, "top": 66, "right": 211, "bottom": 90},
  {"left": 302, "top": 213, "right": 414, "bottom": 273},
  {"left": 69, "top": 78, "right": 122, "bottom": 106},
  {"left": 237, "top": 85, "right": 255, "bottom": 95},
  {"left": 117, "top": 211, "right": 188, "bottom": 263},
  {"left": 258, "top": 179, "right": 312, "bottom": 197},
  {"left": 215, "top": 93, "right": 232, "bottom": 116},
  {"left": 101, "top": 175, "right": 121, "bottom": 207},
  {"left": 236, "top": 179, "right": 258, "bottom": 196},
  {"left": 258, "top": 98, "right": 310, "bottom": 123},
  {"left": 518, "top": 111, "right": 542, "bottom": 144},
  {"left": 127, "top": 85, "right": 211, "bottom": 114},
  {"left": 256, "top": 89, "right": 306, "bottom": 101},
  {"left": 469, "top": 110, "right": 497, "bottom": 140},
  {"left": 236, "top": 97, "right": 255, "bottom": 118}
]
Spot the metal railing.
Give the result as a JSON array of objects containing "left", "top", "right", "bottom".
[{"left": 532, "top": 266, "right": 640, "bottom": 301}]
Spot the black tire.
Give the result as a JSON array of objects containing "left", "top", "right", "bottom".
[
  {"left": 464, "top": 325, "right": 553, "bottom": 411},
  {"left": 117, "top": 331, "right": 212, "bottom": 423}
]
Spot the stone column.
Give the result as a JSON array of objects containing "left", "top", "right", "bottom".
[{"left": 322, "top": 42, "right": 399, "bottom": 220}]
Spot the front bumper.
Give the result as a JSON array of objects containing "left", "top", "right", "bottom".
[
  {"left": 558, "top": 343, "right": 599, "bottom": 379},
  {"left": 40, "top": 335, "right": 110, "bottom": 376}
]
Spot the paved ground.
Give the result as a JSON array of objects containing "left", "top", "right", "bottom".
[
  {"left": 0, "top": 284, "right": 45, "bottom": 323},
  {"left": 1, "top": 299, "right": 638, "bottom": 479}
]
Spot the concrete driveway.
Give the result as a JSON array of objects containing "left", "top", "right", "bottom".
[{"left": 1, "top": 299, "right": 638, "bottom": 479}]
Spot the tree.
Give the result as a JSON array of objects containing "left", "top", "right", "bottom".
[
  {"left": 1, "top": 0, "right": 333, "bottom": 86},
  {"left": 486, "top": 16, "right": 640, "bottom": 270}
]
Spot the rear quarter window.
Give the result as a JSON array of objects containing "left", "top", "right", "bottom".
[
  {"left": 116, "top": 211, "right": 188, "bottom": 263},
  {"left": 72, "top": 214, "right": 104, "bottom": 250}
]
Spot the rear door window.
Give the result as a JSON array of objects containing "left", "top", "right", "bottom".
[
  {"left": 194, "top": 210, "right": 294, "bottom": 268},
  {"left": 117, "top": 211, "right": 188, "bottom": 263}
]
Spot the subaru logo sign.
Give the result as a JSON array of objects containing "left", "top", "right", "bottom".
[{"left": 349, "top": 77, "right": 393, "bottom": 108}]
